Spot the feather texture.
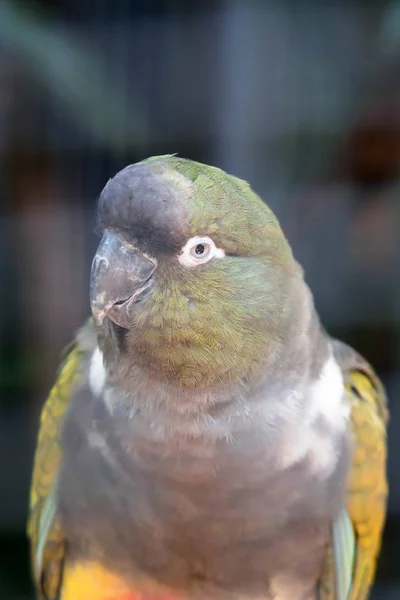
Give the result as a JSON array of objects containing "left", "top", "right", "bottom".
[
  {"left": 28, "top": 327, "right": 89, "bottom": 598},
  {"left": 320, "top": 340, "right": 388, "bottom": 600}
]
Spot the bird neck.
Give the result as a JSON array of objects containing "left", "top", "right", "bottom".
[{"left": 101, "top": 275, "right": 328, "bottom": 409}]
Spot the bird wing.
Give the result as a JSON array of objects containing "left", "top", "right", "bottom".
[
  {"left": 27, "top": 321, "right": 94, "bottom": 599},
  {"left": 320, "top": 339, "right": 389, "bottom": 600}
]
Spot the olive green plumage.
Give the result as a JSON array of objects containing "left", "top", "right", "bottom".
[{"left": 97, "top": 155, "right": 301, "bottom": 389}]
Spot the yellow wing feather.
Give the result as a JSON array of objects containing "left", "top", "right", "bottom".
[
  {"left": 321, "top": 340, "right": 389, "bottom": 600},
  {"left": 345, "top": 370, "right": 388, "bottom": 598},
  {"left": 28, "top": 331, "right": 89, "bottom": 599}
]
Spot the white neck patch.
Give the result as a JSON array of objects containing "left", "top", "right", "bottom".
[
  {"left": 308, "top": 352, "right": 349, "bottom": 425},
  {"left": 89, "top": 346, "right": 106, "bottom": 397},
  {"left": 277, "top": 351, "right": 348, "bottom": 474},
  {"left": 303, "top": 352, "right": 349, "bottom": 475}
]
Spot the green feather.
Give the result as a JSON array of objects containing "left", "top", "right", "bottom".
[
  {"left": 35, "top": 481, "right": 58, "bottom": 579},
  {"left": 333, "top": 507, "right": 356, "bottom": 600}
]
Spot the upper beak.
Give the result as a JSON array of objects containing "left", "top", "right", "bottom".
[{"left": 90, "top": 231, "right": 156, "bottom": 328}]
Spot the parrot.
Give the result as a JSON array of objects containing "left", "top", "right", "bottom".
[{"left": 28, "top": 155, "right": 388, "bottom": 600}]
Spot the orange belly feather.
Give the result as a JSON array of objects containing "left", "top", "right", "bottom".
[{"left": 61, "top": 561, "right": 181, "bottom": 600}]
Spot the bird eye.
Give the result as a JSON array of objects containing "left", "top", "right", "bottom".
[
  {"left": 178, "top": 236, "right": 225, "bottom": 267},
  {"left": 190, "top": 242, "right": 210, "bottom": 258}
]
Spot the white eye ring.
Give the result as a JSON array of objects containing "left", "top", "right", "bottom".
[{"left": 178, "top": 236, "right": 225, "bottom": 267}]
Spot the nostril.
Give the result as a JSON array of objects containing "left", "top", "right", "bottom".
[{"left": 113, "top": 299, "right": 127, "bottom": 307}]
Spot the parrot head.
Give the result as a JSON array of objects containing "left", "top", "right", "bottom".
[{"left": 90, "top": 155, "right": 303, "bottom": 389}]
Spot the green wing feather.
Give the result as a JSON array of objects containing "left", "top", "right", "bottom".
[
  {"left": 332, "top": 507, "right": 356, "bottom": 600},
  {"left": 27, "top": 320, "right": 94, "bottom": 599},
  {"left": 320, "top": 340, "right": 389, "bottom": 600}
]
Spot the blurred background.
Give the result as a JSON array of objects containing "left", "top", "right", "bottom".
[{"left": 0, "top": 0, "right": 399, "bottom": 597}]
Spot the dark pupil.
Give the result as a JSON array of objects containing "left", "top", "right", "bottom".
[{"left": 195, "top": 244, "right": 206, "bottom": 255}]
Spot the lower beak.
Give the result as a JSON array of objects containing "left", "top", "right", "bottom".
[{"left": 90, "top": 232, "right": 156, "bottom": 328}]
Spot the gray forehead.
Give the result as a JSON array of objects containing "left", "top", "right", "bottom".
[{"left": 97, "top": 163, "right": 190, "bottom": 255}]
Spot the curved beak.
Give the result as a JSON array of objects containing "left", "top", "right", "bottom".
[{"left": 90, "top": 232, "right": 156, "bottom": 328}]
